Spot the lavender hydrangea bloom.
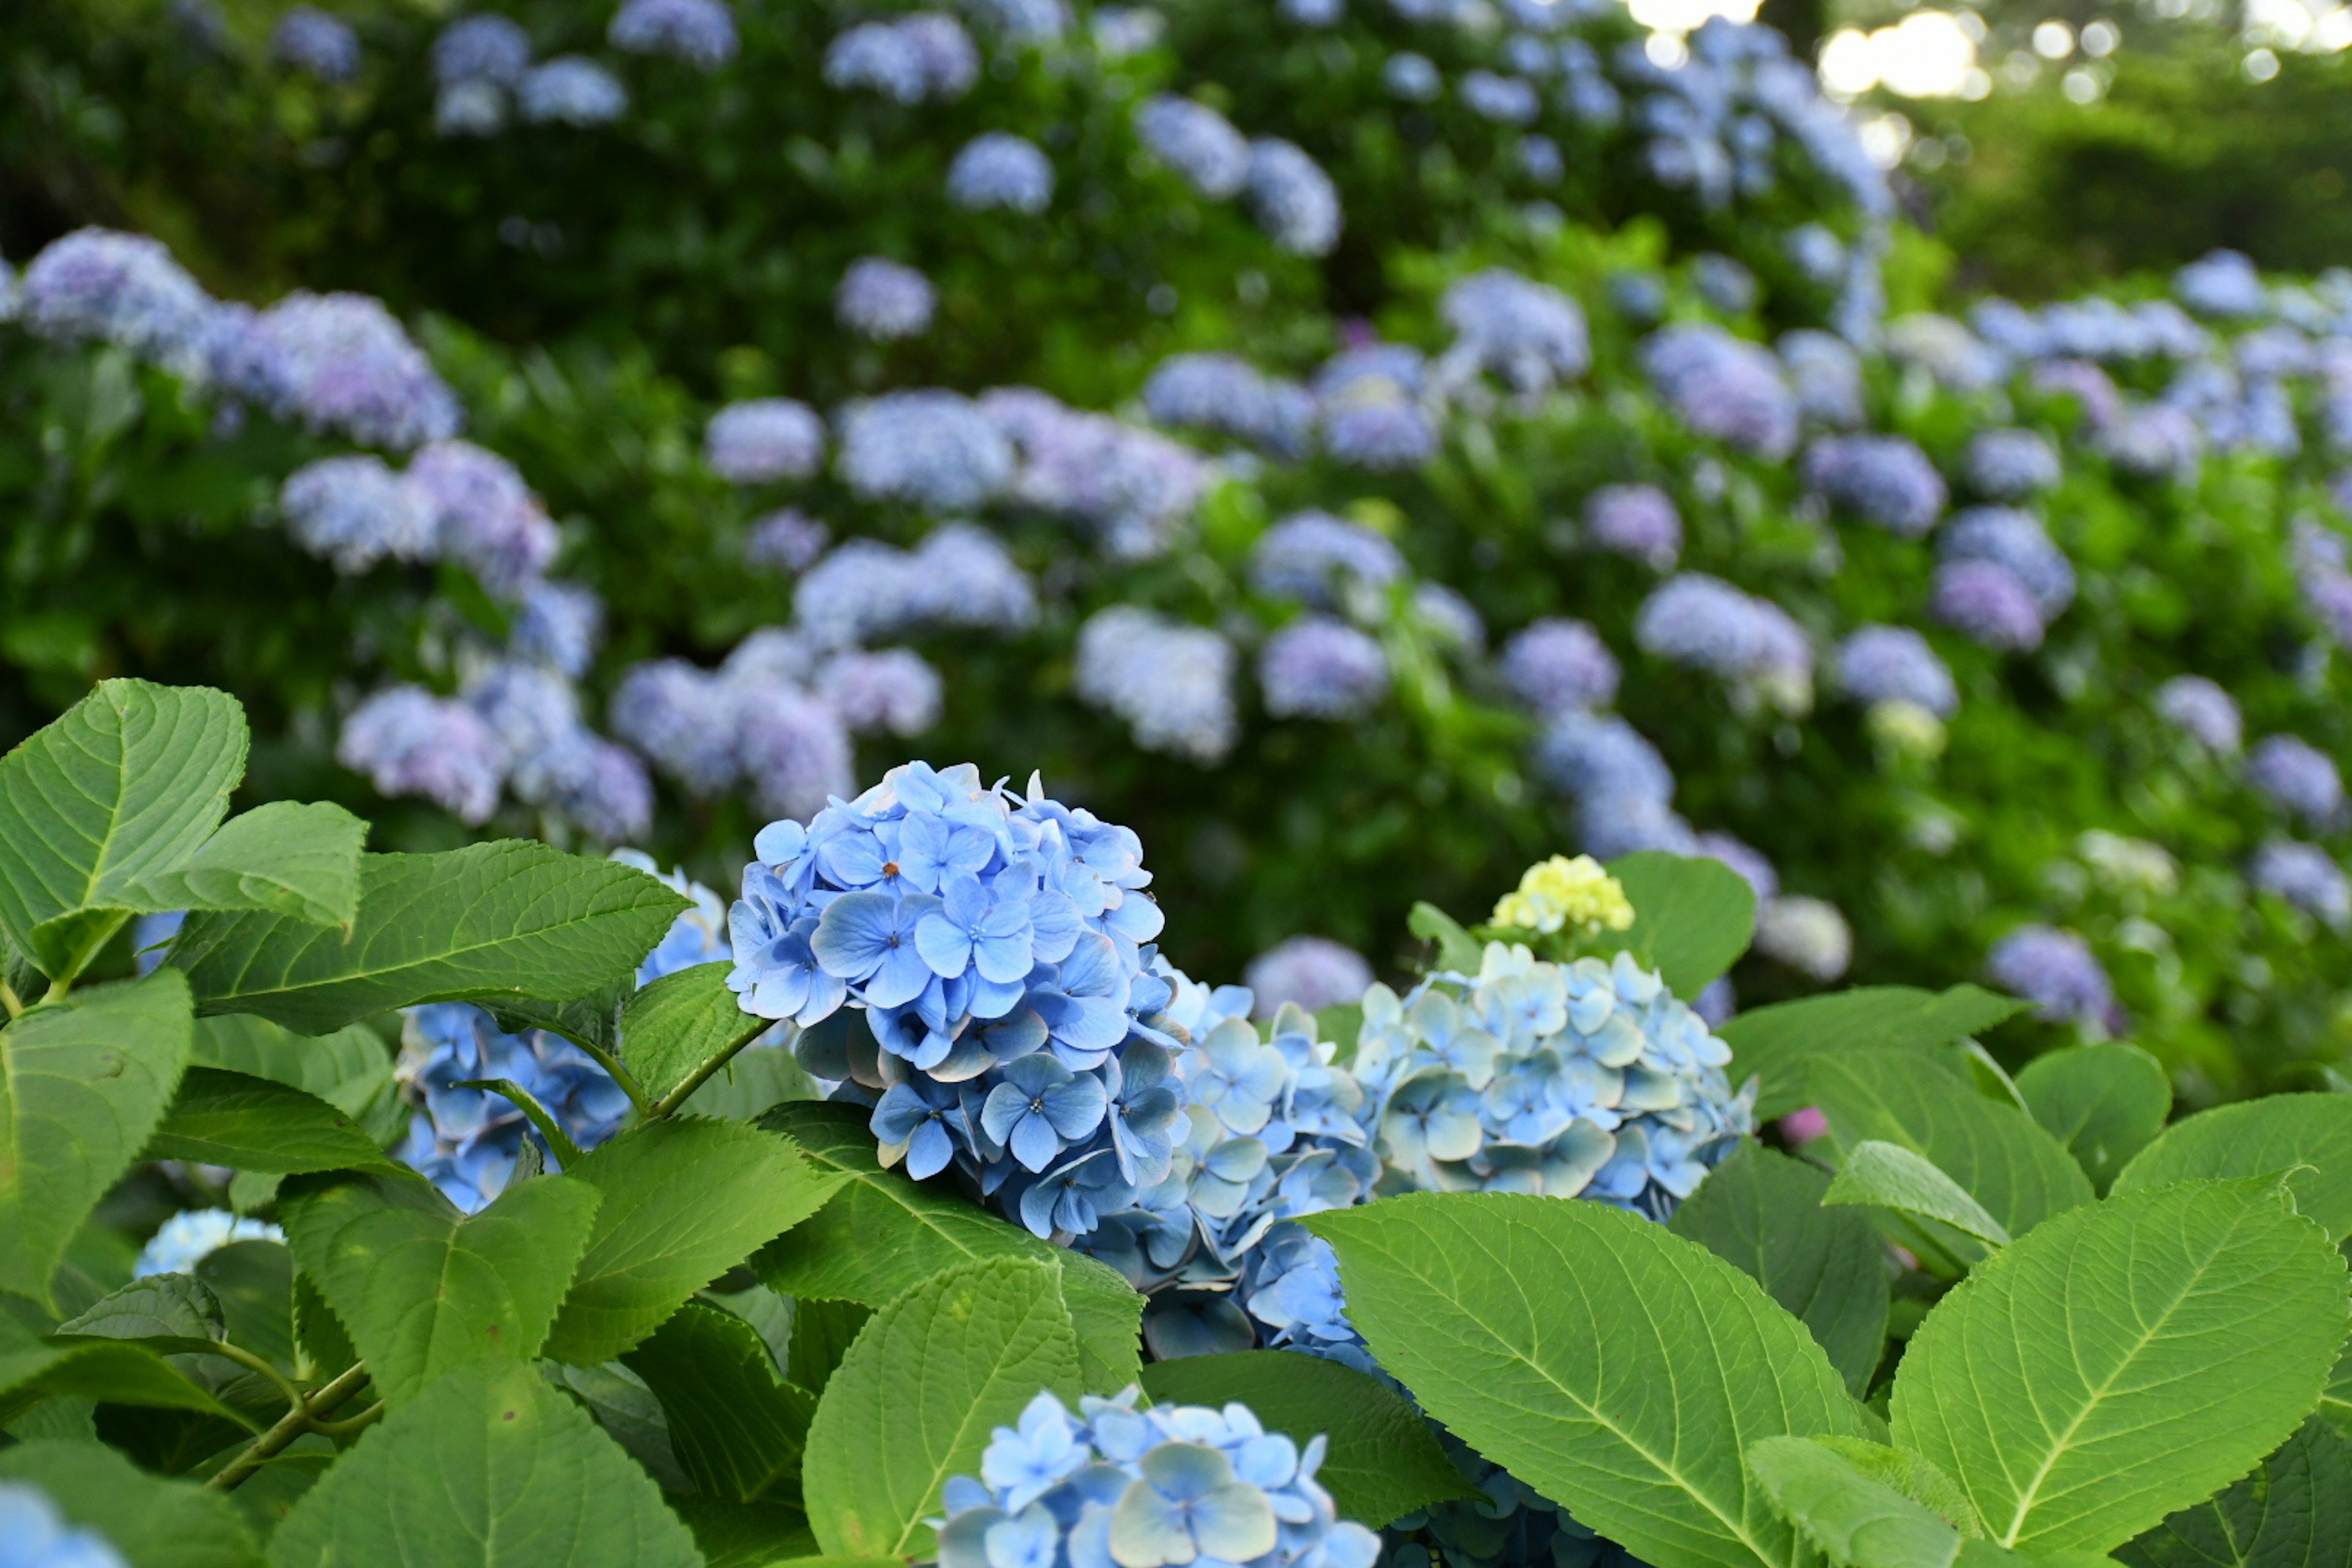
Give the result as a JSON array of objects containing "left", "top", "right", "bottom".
[
  {"left": 738, "top": 686, "right": 855, "bottom": 820},
  {"left": 704, "top": 399, "right": 825, "bottom": 483},
  {"left": 1964, "top": 428, "right": 2062, "bottom": 500},
  {"left": 1692, "top": 253, "right": 1758, "bottom": 314},
  {"left": 1583, "top": 483, "right": 1681, "bottom": 568},
  {"left": 1248, "top": 512, "right": 1404, "bottom": 606},
  {"left": 839, "top": 391, "right": 1014, "bottom": 511},
  {"left": 1785, "top": 223, "right": 1845, "bottom": 284},
  {"left": 612, "top": 658, "right": 744, "bottom": 794},
  {"left": 1937, "top": 508, "right": 2072, "bottom": 619},
  {"left": 948, "top": 134, "right": 1055, "bottom": 213},
  {"left": 432, "top": 15, "right": 531, "bottom": 86},
  {"left": 1246, "top": 140, "right": 1341, "bottom": 257},
  {"left": 1460, "top": 70, "right": 1540, "bottom": 124},
  {"left": 229, "top": 291, "right": 462, "bottom": 450},
  {"left": 1777, "top": 329, "right": 1865, "bottom": 429},
  {"left": 816, "top": 649, "right": 943, "bottom": 737},
  {"left": 1258, "top": 617, "right": 1389, "bottom": 719},
  {"left": 1885, "top": 314, "right": 2002, "bottom": 393},
  {"left": 936, "top": 1390, "right": 1381, "bottom": 1568},
  {"left": 1413, "top": 583, "right": 1483, "bottom": 650},
  {"left": 1986, "top": 925, "right": 2115, "bottom": 1030},
  {"left": 1802, "top": 434, "right": 1946, "bottom": 538},
  {"left": 1075, "top": 607, "right": 1238, "bottom": 764},
  {"left": 1383, "top": 52, "right": 1441, "bottom": 101},
  {"left": 1439, "top": 269, "right": 1590, "bottom": 394},
  {"left": 338, "top": 685, "right": 507, "bottom": 823},
  {"left": 512, "top": 579, "right": 604, "bottom": 678},
  {"left": 2250, "top": 840, "right": 2351, "bottom": 928},
  {"left": 1634, "top": 574, "right": 1812, "bottom": 691},
  {"left": 1316, "top": 345, "right": 1433, "bottom": 470},
  {"left": 21, "top": 228, "right": 218, "bottom": 377},
  {"left": 435, "top": 80, "right": 507, "bottom": 137},
  {"left": 608, "top": 0, "right": 738, "bottom": 67},
  {"left": 824, "top": 15, "right": 978, "bottom": 102},
  {"left": 2248, "top": 735, "right": 2345, "bottom": 830},
  {"left": 1500, "top": 618, "right": 1620, "bottom": 716},
  {"left": 272, "top": 7, "right": 360, "bottom": 81},
  {"left": 279, "top": 455, "right": 436, "bottom": 573},
  {"left": 1835, "top": 625, "right": 1957, "bottom": 718},
  {"left": 521, "top": 57, "right": 629, "bottom": 125},
  {"left": 407, "top": 439, "right": 560, "bottom": 592},
  {"left": 2174, "top": 249, "right": 2269, "bottom": 320},
  {"left": 1143, "top": 353, "right": 1316, "bottom": 456},
  {"left": 1642, "top": 323, "right": 1797, "bottom": 459},
  {"left": 983, "top": 388, "right": 1213, "bottom": 559},
  {"left": 1244, "top": 937, "right": 1373, "bottom": 1018},
  {"left": 1931, "top": 560, "right": 2045, "bottom": 653},
  {"left": 2155, "top": 675, "right": 2241, "bottom": 754},
  {"left": 1517, "top": 134, "right": 1564, "bottom": 183},
  {"left": 793, "top": 524, "right": 1036, "bottom": 647},
  {"left": 2104, "top": 404, "right": 2204, "bottom": 480},
  {"left": 0, "top": 1480, "right": 130, "bottom": 1568},
  {"left": 745, "top": 508, "right": 831, "bottom": 572},
  {"left": 835, "top": 257, "right": 935, "bottom": 341},
  {"left": 1134, "top": 96, "right": 1250, "bottom": 198}
]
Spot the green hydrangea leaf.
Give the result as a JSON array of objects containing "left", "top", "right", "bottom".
[
  {"left": 1139, "top": 1349, "right": 1473, "bottom": 1526},
  {"left": 1593, "top": 851, "right": 1757, "bottom": 999},
  {"left": 282, "top": 1169, "right": 603, "bottom": 1408},
  {"left": 144, "top": 1066, "right": 404, "bottom": 1175},
  {"left": 2114, "top": 1095, "right": 2352, "bottom": 1242},
  {"left": 0, "top": 1310, "right": 246, "bottom": 1428},
  {"left": 1825, "top": 1140, "right": 2014, "bottom": 1248},
  {"left": 621, "top": 960, "right": 773, "bottom": 1109},
  {"left": 1303, "top": 1191, "right": 1871, "bottom": 1568},
  {"left": 1891, "top": 1177, "right": 2351, "bottom": 1553},
  {"left": 265, "top": 1363, "right": 704, "bottom": 1568},
  {"left": 1718, "top": 987, "right": 2034, "bottom": 1122},
  {"left": 0, "top": 1435, "right": 264, "bottom": 1568},
  {"left": 1748, "top": 1435, "right": 1978, "bottom": 1568},
  {"left": 115, "top": 800, "right": 368, "bottom": 932},
  {"left": 191, "top": 1014, "right": 399, "bottom": 1142},
  {"left": 0, "top": 970, "right": 194, "bottom": 1308},
  {"left": 802, "top": 1256, "right": 1081, "bottom": 1559},
  {"left": 2015, "top": 1044, "right": 2172, "bottom": 1195},
  {"left": 171, "top": 842, "right": 689, "bottom": 1033},
  {"left": 2115, "top": 1416, "right": 2352, "bottom": 1568},
  {"left": 544, "top": 1117, "right": 844, "bottom": 1366},
  {"left": 623, "top": 1300, "right": 815, "bottom": 1506},
  {"left": 1668, "top": 1140, "right": 1891, "bottom": 1396}
]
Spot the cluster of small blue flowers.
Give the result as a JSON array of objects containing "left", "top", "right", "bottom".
[
  {"left": 1246, "top": 140, "right": 1344, "bottom": 258},
  {"left": 271, "top": 6, "right": 360, "bottom": 82},
  {"left": 840, "top": 390, "right": 1017, "bottom": 511},
  {"left": 837, "top": 257, "right": 938, "bottom": 341},
  {"left": 2156, "top": 675, "right": 2242, "bottom": 755},
  {"left": 1962, "top": 427, "right": 2063, "bottom": 500},
  {"left": 1581, "top": 483, "right": 1682, "bottom": 570},
  {"left": 1437, "top": 270, "right": 1591, "bottom": 396},
  {"left": 1932, "top": 508, "right": 2076, "bottom": 652},
  {"left": 1499, "top": 618, "right": 1620, "bottom": 718},
  {"left": 736, "top": 764, "right": 1182, "bottom": 1238},
  {"left": 705, "top": 398, "right": 826, "bottom": 484},
  {"left": 432, "top": 13, "right": 630, "bottom": 133},
  {"left": 1777, "top": 328, "right": 1865, "bottom": 428},
  {"left": 0, "top": 1481, "right": 128, "bottom": 1568},
  {"left": 608, "top": 0, "right": 739, "bottom": 70},
  {"left": 1642, "top": 323, "right": 1797, "bottom": 460},
  {"left": 1834, "top": 625, "right": 1958, "bottom": 720},
  {"left": 983, "top": 388, "right": 1216, "bottom": 559},
  {"left": 824, "top": 13, "right": 981, "bottom": 103},
  {"left": 1315, "top": 344, "right": 1438, "bottom": 470},
  {"left": 1143, "top": 353, "right": 1316, "bottom": 457},
  {"left": 934, "top": 1390, "right": 1381, "bottom": 1568},
  {"left": 282, "top": 436, "right": 557, "bottom": 590},
  {"left": 1986, "top": 924, "right": 2117, "bottom": 1033},
  {"left": 1634, "top": 573, "right": 1812, "bottom": 707},
  {"left": 1752, "top": 895, "right": 1852, "bottom": 981},
  {"left": 1250, "top": 512, "right": 1405, "bottom": 609},
  {"left": 949, "top": 134, "right": 1057, "bottom": 214},
  {"left": 2247, "top": 734, "right": 2346, "bottom": 832},
  {"left": 1801, "top": 434, "right": 1947, "bottom": 538},
  {"left": 1243, "top": 937, "right": 1374, "bottom": 1017},
  {"left": 1258, "top": 618, "right": 1392, "bottom": 720},
  {"left": 2250, "top": 839, "right": 2352, "bottom": 929},
  {"left": 1075, "top": 606, "right": 1240, "bottom": 764},
  {"left": 794, "top": 524, "right": 1036, "bottom": 647},
  {"left": 1136, "top": 95, "right": 1251, "bottom": 198},
  {"left": 133, "top": 1207, "right": 284, "bottom": 1278}
]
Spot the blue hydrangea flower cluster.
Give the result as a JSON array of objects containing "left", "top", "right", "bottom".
[
  {"left": 734, "top": 764, "right": 1182, "bottom": 1238},
  {"left": 1641, "top": 323, "right": 1796, "bottom": 460},
  {"left": 271, "top": 6, "right": 360, "bottom": 81},
  {"left": 705, "top": 398, "right": 827, "bottom": 484},
  {"left": 1243, "top": 937, "right": 1374, "bottom": 1018},
  {"left": 949, "top": 134, "right": 1057, "bottom": 214},
  {"left": 1582, "top": 483, "right": 1682, "bottom": 569},
  {"left": 1986, "top": 924, "right": 2117, "bottom": 1033},
  {"left": 1437, "top": 269, "right": 1591, "bottom": 396},
  {"left": 982, "top": 388, "right": 1215, "bottom": 560},
  {"left": 1930, "top": 559, "right": 2047, "bottom": 654},
  {"left": 2250, "top": 839, "right": 2352, "bottom": 929},
  {"left": 1963, "top": 428, "right": 2063, "bottom": 500},
  {"left": 1634, "top": 573, "right": 1812, "bottom": 706},
  {"left": 608, "top": 0, "right": 739, "bottom": 69},
  {"left": 824, "top": 13, "right": 980, "bottom": 103},
  {"left": 1257, "top": 617, "right": 1391, "bottom": 720},
  {"left": 1500, "top": 618, "right": 1621, "bottom": 718},
  {"left": 836, "top": 257, "right": 938, "bottom": 341},
  {"left": 839, "top": 390, "right": 1017, "bottom": 511},
  {"left": 1939, "top": 507, "right": 2076, "bottom": 623},
  {"left": 1143, "top": 353, "right": 1316, "bottom": 456},
  {"left": 2247, "top": 734, "right": 2346, "bottom": 831},
  {"left": 2155, "top": 675, "right": 2242, "bottom": 755},
  {"left": 1246, "top": 140, "right": 1343, "bottom": 258},
  {"left": 1777, "top": 329, "right": 1865, "bottom": 429},
  {"left": 519, "top": 58, "right": 629, "bottom": 126},
  {"left": 1076, "top": 606, "right": 1240, "bottom": 764},
  {"left": 133, "top": 1208, "right": 284, "bottom": 1278},
  {"left": 1834, "top": 625, "right": 1958, "bottom": 720},
  {"left": 1135, "top": 95, "right": 1251, "bottom": 198},
  {"left": 1248, "top": 512, "right": 1406, "bottom": 608},
  {"left": 1801, "top": 434, "right": 1947, "bottom": 538},
  {"left": 934, "top": 1390, "right": 1381, "bottom": 1568}
]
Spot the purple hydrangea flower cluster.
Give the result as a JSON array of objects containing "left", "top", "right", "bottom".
[
  {"left": 705, "top": 398, "right": 826, "bottom": 484},
  {"left": 612, "top": 636, "right": 857, "bottom": 817},
  {"left": 1246, "top": 140, "right": 1343, "bottom": 257},
  {"left": 1460, "top": 70, "right": 1540, "bottom": 124},
  {"left": 2247, "top": 734, "right": 2345, "bottom": 831},
  {"left": 1692, "top": 253, "right": 1758, "bottom": 315},
  {"left": 2175, "top": 249, "right": 2269, "bottom": 321},
  {"left": 793, "top": 524, "right": 1036, "bottom": 647},
  {"left": 983, "top": 389, "right": 1215, "bottom": 559},
  {"left": 1143, "top": 353, "right": 1316, "bottom": 456},
  {"left": 1382, "top": 52, "right": 1441, "bottom": 100},
  {"left": 1801, "top": 434, "right": 1947, "bottom": 538},
  {"left": 836, "top": 257, "right": 937, "bottom": 341},
  {"left": 1834, "top": 625, "right": 1958, "bottom": 718},
  {"left": 2250, "top": 840, "right": 2351, "bottom": 928},
  {"left": 1986, "top": 924, "right": 2116, "bottom": 1032},
  {"left": 608, "top": 0, "right": 739, "bottom": 68},
  {"left": 1583, "top": 483, "right": 1681, "bottom": 569},
  {"left": 465, "top": 660, "right": 655, "bottom": 841},
  {"left": 1243, "top": 937, "right": 1373, "bottom": 1019},
  {"left": 271, "top": 6, "right": 360, "bottom": 81},
  {"left": 1074, "top": 606, "right": 1239, "bottom": 764},
  {"left": 745, "top": 508, "right": 832, "bottom": 573},
  {"left": 18, "top": 227, "right": 235, "bottom": 380},
  {"left": 840, "top": 390, "right": 1017, "bottom": 511},
  {"left": 1535, "top": 711, "right": 1695, "bottom": 858},
  {"left": 1500, "top": 617, "right": 1621, "bottom": 717},
  {"left": 1634, "top": 573, "right": 1813, "bottom": 698},
  {"left": 1437, "top": 268, "right": 1591, "bottom": 394},
  {"left": 405, "top": 438, "right": 561, "bottom": 592},
  {"left": 1938, "top": 507, "right": 2075, "bottom": 620},
  {"left": 1884, "top": 315, "right": 2003, "bottom": 394},
  {"left": 1963, "top": 428, "right": 2062, "bottom": 500},
  {"left": 1930, "top": 560, "right": 2046, "bottom": 654},
  {"left": 278, "top": 454, "right": 438, "bottom": 573},
  {"left": 219, "top": 290, "right": 463, "bottom": 451},
  {"left": 1642, "top": 323, "right": 1798, "bottom": 460},
  {"left": 948, "top": 134, "right": 1057, "bottom": 214},
  {"left": 824, "top": 14, "right": 979, "bottom": 103},
  {"left": 337, "top": 686, "right": 507, "bottom": 824},
  {"left": 1314, "top": 344, "right": 1435, "bottom": 470},
  {"left": 2155, "top": 675, "right": 2242, "bottom": 755},
  {"left": 816, "top": 648, "right": 944, "bottom": 738},
  {"left": 1778, "top": 329, "right": 1865, "bottom": 429},
  {"left": 1134, "top": 96, "right": 1251, "bottom": 198},
  {"left": 1248, "top": 511, "right": 1405, "bottom": 607},
  {"left": 1257, "top": 617, "right": 1390, "bottom": 720}
]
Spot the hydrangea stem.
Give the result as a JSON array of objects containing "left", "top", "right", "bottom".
[{"left": 207, "top": 1359, "right": 371, "bottom": 1493}]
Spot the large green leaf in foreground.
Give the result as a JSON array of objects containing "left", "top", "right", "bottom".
[
  {"left": 1305, "top": 1192, "right": 1871, "bottom": 1568},
  {"left": 171, "top": 842, "right": 688, "bottom": 1032},
  {"left": 266, "top": 1364, "right": 703, "bottom": 1568},
  {"left": 0, "top": 1436, "right": 263, "bottom": 1568},
  {"left": 2114, "top": 1095, "right": 2352, "bottom": 1242},
  {"left": 0, "top": 970, "right": 194, "bottom": 1305},
  {"left": 1892, "top": 1178, "right": 2351, "bottom": 1553},
  {"left": 803, "top": 1257, "right": 1081, "bottom": 1560},
  {"left": 2116, "top": 1416, "right": 2352, "bottom": 1568}
]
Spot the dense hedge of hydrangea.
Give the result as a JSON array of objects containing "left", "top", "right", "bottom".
[{"left": 7, "top": 0, "right": 2352, "bottom": 1099}]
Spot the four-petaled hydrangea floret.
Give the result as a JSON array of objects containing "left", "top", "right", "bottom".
[
  {"left": 936, "top": 1390, "right": 1382, "bottom": 1568},
  {"left": 1491, "top": 854, "right": 1634, "bottom": 937},
  {"left": 392, "top": 1003, "right": 635, "bottom": 1210}
]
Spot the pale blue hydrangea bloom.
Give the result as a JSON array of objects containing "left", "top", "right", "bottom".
[
  {"left": 816, "top": 648, "right": 943, "bottom": 737},
  {"left": 134, "top": 1208, "right": 284, "bottom": 1278},
  {"left": 20, "top": 228, "right": 219, "bottom": 379},
  {"left": 1279, "top": 0, "right": 1343, "bottom": 23},
  {"left": 1583, "top": 483, "right": 1680, "bottom": 569},
  {"left": 2103, "top": 404, "right": 2203, "bottom": 480},
  {"left": 435, "top": 80, "right": 508, "bottom": 137},
  {"left": 836, "top": 257, "right": 936, "bottom": 341},
  {"left": 1144, "top": 353, "right": 1316, "bottom": 456},
  {"left": 337, "top": 685, "right": 507, "bottom": 823},
  {"left": 839, "top": 390, "right": 1016, "bottom": 511},
  {"left": 611, "top": 658, "right": 749, "bottom": 796},
  {"left": 1499, "top": 618, "right": 1619, "bottom": 717},
  {"left": 521, "top": 57, "right": 629, "bottom": 125},
  {"left": 271, "top": 7, "right": 360, "bottom": 81},
  {"left": 982, "top": 388, "right": 1214, "bottom": 559},
  {"left": 216, "top": 290, "right": 462, "bottom": 450},
  {"left": 1460, "top": 70, "right": 1540, "bottom": 124},
  {"left": 1801, "top": 434, "right": 1945, "bottom": 538},
  {"left": 949, "top": 134, "right": 1056, "bottom": 214},
  {"left": 1382, "top": 52, "right": 1441, "bottom": 102},
  {"left": 1754, "top": 895, "right": 1851, "bottom": 981},
  {"left": 1634, "top": 574, "right": 1812, "bottom": 695},
  {"left": 433, "top": 15, "right": 531, "bottom": 86},
  {"left": 745, "top": 508, "right": 831, "bottom": 571},
  {"left": 279, "top": 454, "right": 437, "bottom": 573},
  {"left": 406, "top": 439, "right": 559, "bottom": 592},
  {"left": 1315, "top": 345, "right": 1433, "bottom": 470},
  {"left": 1517, "top": 134, "right": 1564, "bottom": 184},
  {"left": 513, "top": 579, "right": 604, "bottom": 679},
  {"left": 934, "top": 1390, "right": 1381, "bottom": 1568},
  {"left": 2250, "top": 839, "right": 2351, "bottom": 929},
  {"left": 737, "top": 683, "right": 856, "bottom": 820},
  {"left": 612, "top": 849, "right": 735, "bottom": 983},
  {"left": 1134, "top": 96, "right": 1251, "bottom": 198},
  {"left": 2155, "top": 675, "right": 2241, "bottom": 755},
  {"left": 1245, "top": 140, "right": 1341, "bottom": 257},
  {"left": 1438, "top": 269, "right": 1589, "bottom": 394},
  {"left": 1244, "top": 937, "right": 1372, "bottom": 1019},
  {"left": 0, "top": 1482, "right": 130, "bottom": 1568},
  {"left": 1937, "top": 508, "right": 2074, "bottom": 619},
  {"left": 1692, "top": 253, "right": 1757, "bottom": 314},
  {"left": 1257, "top": 618, "right": 1389, "bottom": 720},
  {"left": 1777, "top": 329, "right": 1864, "bottom": 429},
  {"left": 1075, "top": 606, "right": 1238, "bottom": 764},
  {"left": 1986, "top": 925, "right": 2114, "bottom": 1031},
  {"left": 968, "top": 0, "right": 1068, "bottom": 45},
  {"left": 1883, "top": 314, "right": 2003, "bottom": 393},
  {"left": 706, "top": 398, "right": 826, "bottom": 483},
  {"left": 1929, "top": 560, "right": 2045, "bottom": 653},
  {"left": 608, "top": 0, "right": 738, "bottom": 67},
  {"left": 2174, "top": 249, "right": 2269, "bottom": 320},
  {"left": 1834, "top": 625, "right": 1956, "bottom": 718},
  {"left": 824, "top": 14, "right": 978, "bottom": 102},
  {"left": 1641, "top": 323, "right": 1796, "bottom": 460},
  {"left": 2248, "top": 735, "right": 2345, "bottom": 831},
  {"left": 466, "top": 659, "right": 652, "bottom": 838},
  {"left": 1963, "top": 428, "right": 2061, "bottom": 500},
  {"left": 1412, "top": 584, "right": 1483, "bottom": 651},
  {"left": 792, "top": 522, "right": 1035, "bottom": 647},
  {"left": 1249, "top": 512, "right": 1404, "bottom": 607},
  {"left": 1785, "top": 223, "right": 1845, "bottom": 284}
]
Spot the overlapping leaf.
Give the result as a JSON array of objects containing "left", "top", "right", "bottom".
[
  {"left": 1719, "top": 987, "right": 2034, "bottom": 1121},
  {"left": 624, "top": 1300, "right": 816, "bottom": 1506},
  {"left": 2116, "top": 1417, "right": 2352, "bottom": 1568},
  {"left": 621, "top": 961, "right": 774, "bottom": 1107},
  {"left": 2013, "top": 1042, "right": 2171, "bottom": 1194},
  {"left": 2115, "top": 1095, "right": 2352, "bottom": 1242},
  {"left": 1825, "top": 1141, "right": 2013, "bottom": 1248},
  {"left": 144, "top": 1066, "right": 402, "bottom": 1175},
  {"left": 0, "top": 1435, "right": 264, "bottom": 1568}
]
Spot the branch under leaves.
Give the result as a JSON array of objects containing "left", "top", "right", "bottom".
[{"left": 208, "top": 1359, "right": 372, "bottom": 1493}]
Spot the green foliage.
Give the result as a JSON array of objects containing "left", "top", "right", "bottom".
[
  {"left": 145, "top": 1068, "right": 406, "bottom": 1176},
  {"left": 1588, "top": 852, "right": 1758, "bottom": 1000},
  {"left": 1824, "top": 1141, "right": 2015, "bottom": 1249},
  {"left": 1891, "top": 1179, "right": 2350, "bottom": 1552},
  {"left": 620, "top": 962, "right": 773, "bottom": 1110},
  {"left": 802, "top": 1257, "right": 1082, "bottom": 1559},
  {"left": 0, "top": 1436, "right": 264, "bottom": 1568},
  {"left": 1667, "top": 1141, "right": 1891, "bottom": 1398},
  {"left": 1305, "top": 1191, "right": 1873, "bottom": 1568},
  {"left": 1716, "top": 987, "right": 2033, "bottom": 1122},
  {"left": 2116, "top": 1417, "right": 2352, "bottom": 1568},
  {"left": 1746, "top": 1436, "right": 1982, "bottom": 1567},
  {"left": 622, "top": 1301, "right": 815, "bottom": 1507},
  {"left": 2114, "top": 1096, "right": 2352, "bottom": 1242},
  {"left": 2013, "top": 1044, "right": 2173, "bottom": 1196},
  {"left": 1138, "top": 1351, "right": 1472, "bottom": 1526},
  {"left": 265, "top": 1365, "right": 704, "bottom": 1568}
]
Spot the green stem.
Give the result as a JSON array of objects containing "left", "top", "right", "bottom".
[
  {"left": 648, "top": 1019, "right": 776, "bottom": 1119},
  {"left": 307, "top": 1400, "right": 385, "bottom": 1438},
  {"left": 551, "top": 1030, "right": 649, "bottom": 1117},
  {"left": 206, "top": 1360, "right": 371, "bottom": 1493},
  {"left": 210, "top": 1341, "right": 306, "bottom": 1412},
  {"left": 0, "top": 981, "right": 21, "bottom": 1021},
  {"left": 39, "top": 976, "right": 69, "bottom": 1005}
]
